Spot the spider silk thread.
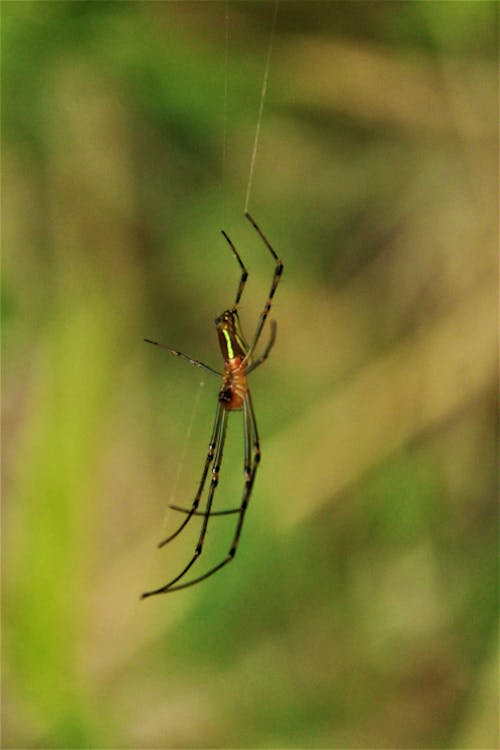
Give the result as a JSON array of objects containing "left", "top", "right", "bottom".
[
  {"left": 221, "top": 0, "right": 230, "bottom": 226},
  {"left": 244, "top": 0, "right": 279, "bottom": 214},
  {"left": 161, "top": 379, "right": 206, "bottom": 533}
]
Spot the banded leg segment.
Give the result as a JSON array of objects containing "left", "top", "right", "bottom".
[
  {"left": 246, "top": 320, "right": 277, "bottom": 374},
  {"left": 243, "top": 213, "right": 283, "bottom": 363},
  {"left": 230, "top": 391, "right": 260, "bottom": 554},
  {"left": 221, "top": 230, "right": 249, "bottom": 309},
  {"left": 144, "top": 338, "right": 220, "bottom": 377},
  {"left": 156, "top": 402, "right": 223, "bottom": 549}
]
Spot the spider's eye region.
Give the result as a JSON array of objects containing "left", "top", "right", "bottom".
[{"left": 215, "top": 311, "right": 234, "bottom": 328}]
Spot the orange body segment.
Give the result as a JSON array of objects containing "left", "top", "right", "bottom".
[{"left": 220, "top": 357, "right": 248, "bottom": 411}]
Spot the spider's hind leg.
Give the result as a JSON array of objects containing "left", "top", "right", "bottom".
[
  {"left": 149, "top": 392, "right": 260, "bottom": 594},
  {"left": 141, "top": 408, "right": 229, "bottom": 598},
  {"left": 154, "top": 402, "right": 224, "bottom": 550}
]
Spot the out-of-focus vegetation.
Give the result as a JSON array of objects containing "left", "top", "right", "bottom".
[{"left": 2, "top": 1, "right": 498, "bottom": 748}]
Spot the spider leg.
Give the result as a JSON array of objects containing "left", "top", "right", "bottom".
[
  {"left": 144, "top": 338, "right": 220, "bottom": 377},
  {"left": 156, "top": 392, "right": 260, "bottom": 593},
  {"left": 221, "top": 230, "right": 248, "bottom": 308},
  {"left": 170, "top": 505, "right": 241, "bottom": 517},
  {"left": 167, "top": 381, "right": 259, "bottom": 518},
  {"left": 233, "top": 391, "right": 261, "bottom": 547},
  {"left": 167, "top": 320, "right": 273, "bottom": 531},
  {"left": 242, "top": 213, "right": 283, "bottom": 363},
  {"left": 141, "top": 408, "right": 228, "bottom": 598},
  {"left": 168, "top": 392, "right": 258, "bottom": 520},
  {"left": 160, "top": 324, "right": 270, "bottom": 528},
  {"left": 156, "top": 402, "right": 224, "bottom": 548},
  {"left": 246, "top": 320, "right": 277, "bottom": 375}
]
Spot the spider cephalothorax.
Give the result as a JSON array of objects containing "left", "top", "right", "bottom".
[
  {"left": 215, "top": 310, "right": 248, "bottom": 363},
  {"left": 142, "top": 213, "right": 283, "bottom": 596}
]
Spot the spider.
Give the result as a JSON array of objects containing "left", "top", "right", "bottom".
[{"left": 141, "top": 212, "right": 283, "bottom": 597}]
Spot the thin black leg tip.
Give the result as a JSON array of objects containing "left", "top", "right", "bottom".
[{"left": 141, "top": 586, "right": 171, "bottom": 598}]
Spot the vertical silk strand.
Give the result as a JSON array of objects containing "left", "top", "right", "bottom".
[
  {"left": 244, "top": 0, "right": 279, "bottom": 213},
  {"left": 222, "top": 0, "right": 230, "bottom": 225},
  {"left": 161, "top": 381, "right": 205, "bottom": 533}
]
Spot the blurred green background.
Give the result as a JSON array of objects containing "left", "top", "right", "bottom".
[{"left": 2, "top": 1, "right": 498, "bottom": 748}]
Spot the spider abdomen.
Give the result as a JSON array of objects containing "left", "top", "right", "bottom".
[{"left": 220, "top": 358, "right": 248, "bottom": 410}]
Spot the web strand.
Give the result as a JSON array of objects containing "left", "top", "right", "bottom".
[
  {"left": 222, "top": 0, "right": 229, "bottom": 225},
  {"left": 161, "top": 380, "right": 205, "bottom": 533},
  {"left": 244, "top": 0, "right": 279, "bottom": 213}
]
